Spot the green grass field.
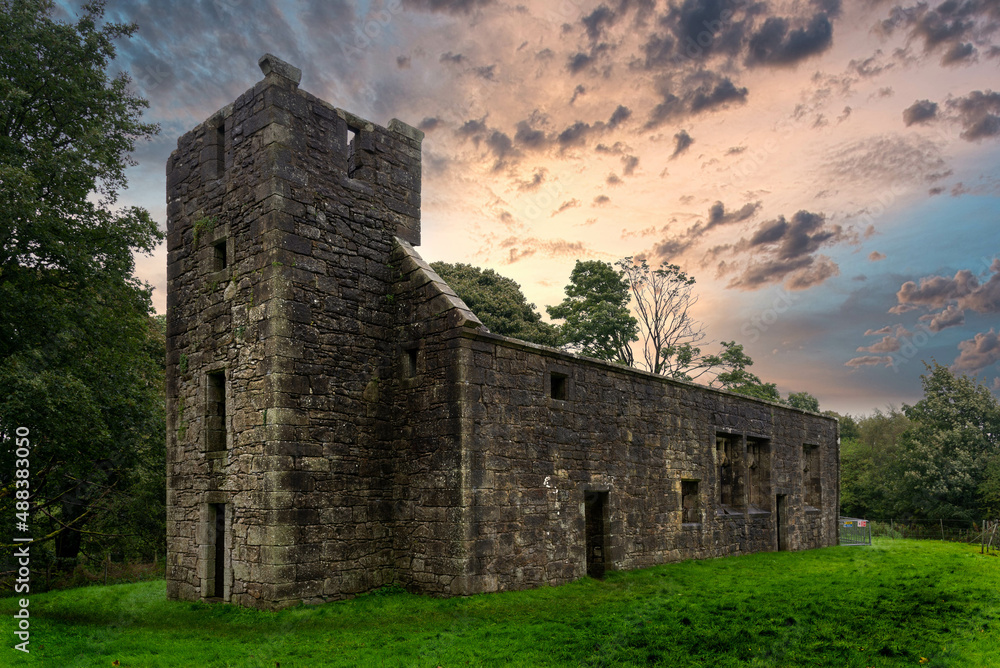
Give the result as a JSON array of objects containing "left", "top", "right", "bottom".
[{"left": 2, "top": 539, "right": 998, "bottom": 667}]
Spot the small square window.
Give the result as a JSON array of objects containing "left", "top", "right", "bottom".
[
  {"left": 212, "top": 239, "right": 227, "bottom": 271},
  {"left": 550, "top": 373, "right": 568, "bottom": 401}
]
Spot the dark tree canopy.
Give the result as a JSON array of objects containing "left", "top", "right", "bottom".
[
  {"left": 787, "top": 391, "right": 820, "bottom": 412},
  {"left": 892, "top": 363, "right": 1000, "bottom": 520},
  {"left": 547, "top": 260, "right": 638, "bottom": 365},
  {"left": 430, "top": 262, "right": 559, "bottom": 347},
  {"left": 709, "top": 341, "right": 781, "bottom": 402},
  {"left": 0, "top": 0, "right": 164, "bottom": 564}
]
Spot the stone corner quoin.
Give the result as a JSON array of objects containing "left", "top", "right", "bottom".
[{"left": 164, "top": 53, "right": 840, "bottom": 611}]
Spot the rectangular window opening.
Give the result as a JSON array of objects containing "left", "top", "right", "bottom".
[
  {"left": 212, "top": 238, "right": 227, "bottom": 271},
  {"left": 681, "top": 480, "right": 700, "bottom": 524},
  {"left": 716, "top": 433, "right": 743, "bottom": 513},
  {"left": 405, "top": 348, "right": 418, "bottom": 378},
  {"left": 747, "top": 438, "right": 771, "bottom": 513},
  {"left": 803, "top": 444, "right": 822, "bottom": 509},
  {"left": 210, "top": 503, "right": 226, "bottom": 599},
  {"left": 206, "top": 370, "right": 226, "bottom": 453},
  {"left": 550, "top": 373, "right": 568, "bottom": 401},
  {"left": 346, "top": 127, "right": 359, "bottom": 176},
  {"left": 215, "top": 124, "right": 225, "bottom": 172}
]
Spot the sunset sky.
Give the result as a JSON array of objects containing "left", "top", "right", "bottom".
[{"left": 56, "top": 0, "right": 1000, "bottom": 414}]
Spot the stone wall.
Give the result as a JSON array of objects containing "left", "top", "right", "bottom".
[
  {"left": 166, "top": 55, "right": 424, "bottom": 609},
  {"left": 445, "top": 332, "right": 839, "bottom": 594},
  {"left": 166, "top": 55, "right": 840, "bottom": 610}
]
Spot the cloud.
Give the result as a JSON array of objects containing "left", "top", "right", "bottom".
[
  {"left": 499, "top": 236, "right": 588, "bottom": 264},
  {"left": 718, "top": 210, "right": 848, "bottom": 291},
  {"left": 952, "top": 329, "right": 1000, "bottom": 373},
  {"left": 946, "top": 90, "right": 1000, "bottom": 141},
  {"left": 902, "top": 99, "right": 939, "bottom": 126},
  {"left": 650, "top": 200, "right": 761, "bottom": 260},
  {"left": 517, "top": 169, "right": 547, "bottom": 191},
  {"left": 868, "top": 251, "right": 886, "bottom": 261},
  {"left": 845, "top": 355, "right": 893, "bottom": 368},
  {"left": 582, "top": 4, "right": 617, "bottom": 41},
  {"left": 567, "top": 52, "right": 594, "bottom": 73},
  {"left": 825, "top": 134, "right": 947, "bottom": 185},
  {"left": 879, "top": 0, "right": 1000, "bottom": 65},
  {"left": 896, "top": 269, "right": 980, "bottom": 309},
  {"left": 607, "top": 104, "right": 632, "bottom": 129},
  {"left": 621, "top": 154, "right": 639, "bottom": 176},
  {"left": 551, "top": 199, "right": 581, "bottom": 216},
  {"left": 644, "top": 76, "right": 748, "bottom": 129},
  {"left": 924, "top": 303, "right": 966, "bottom": 332},
  {"left": 671, "top": 130, "right": 694, "bottom": 158},
  {"left": 864, "top": 325, "right": 892, "bottom": 336},
  {"left": 396, "top": 55, "right": 411, "bottom": 68},
  {"left": 746, "top": 13, "right": 834, "bottom": 67},
  {"left": 857, "top": 335, "right": 902, "bottom": 354},
  {"left": 402, "top": 0, "right": 493, "bottom": 14},
  {"left": 593, "top": 194, "right": 611, "bottom": 206}
]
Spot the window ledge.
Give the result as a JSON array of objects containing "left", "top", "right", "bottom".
[
  {"left": 681, "top": 522, "right": 702, "bottom": 530},
  {"left": 804, "top": 506, "right": 822, "bottom": 514}
]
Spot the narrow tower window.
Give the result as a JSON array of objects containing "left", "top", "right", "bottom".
[{"left": 206, "top": 370, "right": 226, "bottom": 453}]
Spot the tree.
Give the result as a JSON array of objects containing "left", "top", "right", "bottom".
[
  {"left": 839, "top": 407, "right": 910, "bottom": 518},
  {"left": 430, "top": 262, "right": 559, "bottom": 346},
  {"left": 709, "top": 341, "right": 781, "bottom": 402},
  {"left": 787, "top": 391, "right": 820, "bottom": 412},
  {"left": 547, "top": 260, "right": 638, "bottom": 365},
  {"left": 0, "top": 0, "right": 163, "bottom": 565},
  {"left": 890, "top": 363, "right": 1000, "bottom": 520},
  {"left": 616, "top": 257, "right": 709, "bottom": 377}
]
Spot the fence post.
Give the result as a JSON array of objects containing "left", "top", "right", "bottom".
[{"left": 940, "top": 519, "right": 944, "bottom": 540}]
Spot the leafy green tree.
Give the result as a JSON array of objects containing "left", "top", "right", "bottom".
[
  {"left": 824, "top": 411, "right": 859, "bottom": 440},
  {"left": 890, "top": 363, "right": 1000, "bottom": 520},
  {"left": 547, "top": 260, "right": 638, "bottom": 365},
  {"left": 709, "top": 341, "right": 781, "bottom": 402},
  {"left": 840, "top": 407, "right": 910, "bottom": 518},
  {"left": 0, "top": 0, "right": 163, "bottom": 564},
  {"left": 431, "top": 262, "right": 559, "bottom": 346},
  {"left": 787, "top": 391, "right": 820, "bottom": 412}
]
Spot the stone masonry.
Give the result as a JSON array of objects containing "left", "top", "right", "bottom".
[{"left": 165, "top": 55, "right": 840, "bottom": 610}]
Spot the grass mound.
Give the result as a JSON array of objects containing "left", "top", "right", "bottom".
[{"left": 1, "top": 539, "right": 997, "bottom": 667}]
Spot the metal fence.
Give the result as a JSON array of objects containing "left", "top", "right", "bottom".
[
  {"left": 868, "top": 518, "right": 986, "bottom": 542},
  {"left": 839, "top": 517, "right": 871, "bottom": 546}
]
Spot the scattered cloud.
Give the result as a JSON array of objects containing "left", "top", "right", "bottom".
[
  {"left": 868, "top": 251, "right": 886, "bottom": 261},
  {"left": 952, "top": 329, "right": 1000, "bottom": 373},
  {"left": 671, "top": 130, "right": 694, "bottom": 158},
  {"left": 903, "top": 99, "right": 939, "bottom": 126},
  {"left": 845, "top": 355, "right": 893, "bottom": 368},
  {"left": 946, "top": 90, "right": 1000, "bottom": 141}
]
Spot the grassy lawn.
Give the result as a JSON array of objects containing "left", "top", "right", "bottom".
[{"left": 2, "top": 539, "right": 998, "bottom": 667}]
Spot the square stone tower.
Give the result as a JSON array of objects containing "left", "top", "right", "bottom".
[{"left": 165, "top": 55, "right": 424, "bottom": 608}]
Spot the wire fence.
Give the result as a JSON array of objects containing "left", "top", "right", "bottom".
[{"left": 863, "top": 518, "right": 995, "bottom": 544}]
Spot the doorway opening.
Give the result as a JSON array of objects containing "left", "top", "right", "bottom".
[
  {"left": 584, "top": 491, "right": 609, "bottom": 578},
  {"left": 776, "top": 495, "right": 789, "bottom": 551}
]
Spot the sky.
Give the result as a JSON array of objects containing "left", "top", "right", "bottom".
[{"left": 55, "top": 0, "right": 1000, "bottom": 415}]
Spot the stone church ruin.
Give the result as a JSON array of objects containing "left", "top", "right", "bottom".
[{"left": 165, "top": 55, "right": 839, "bottom": 610}]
